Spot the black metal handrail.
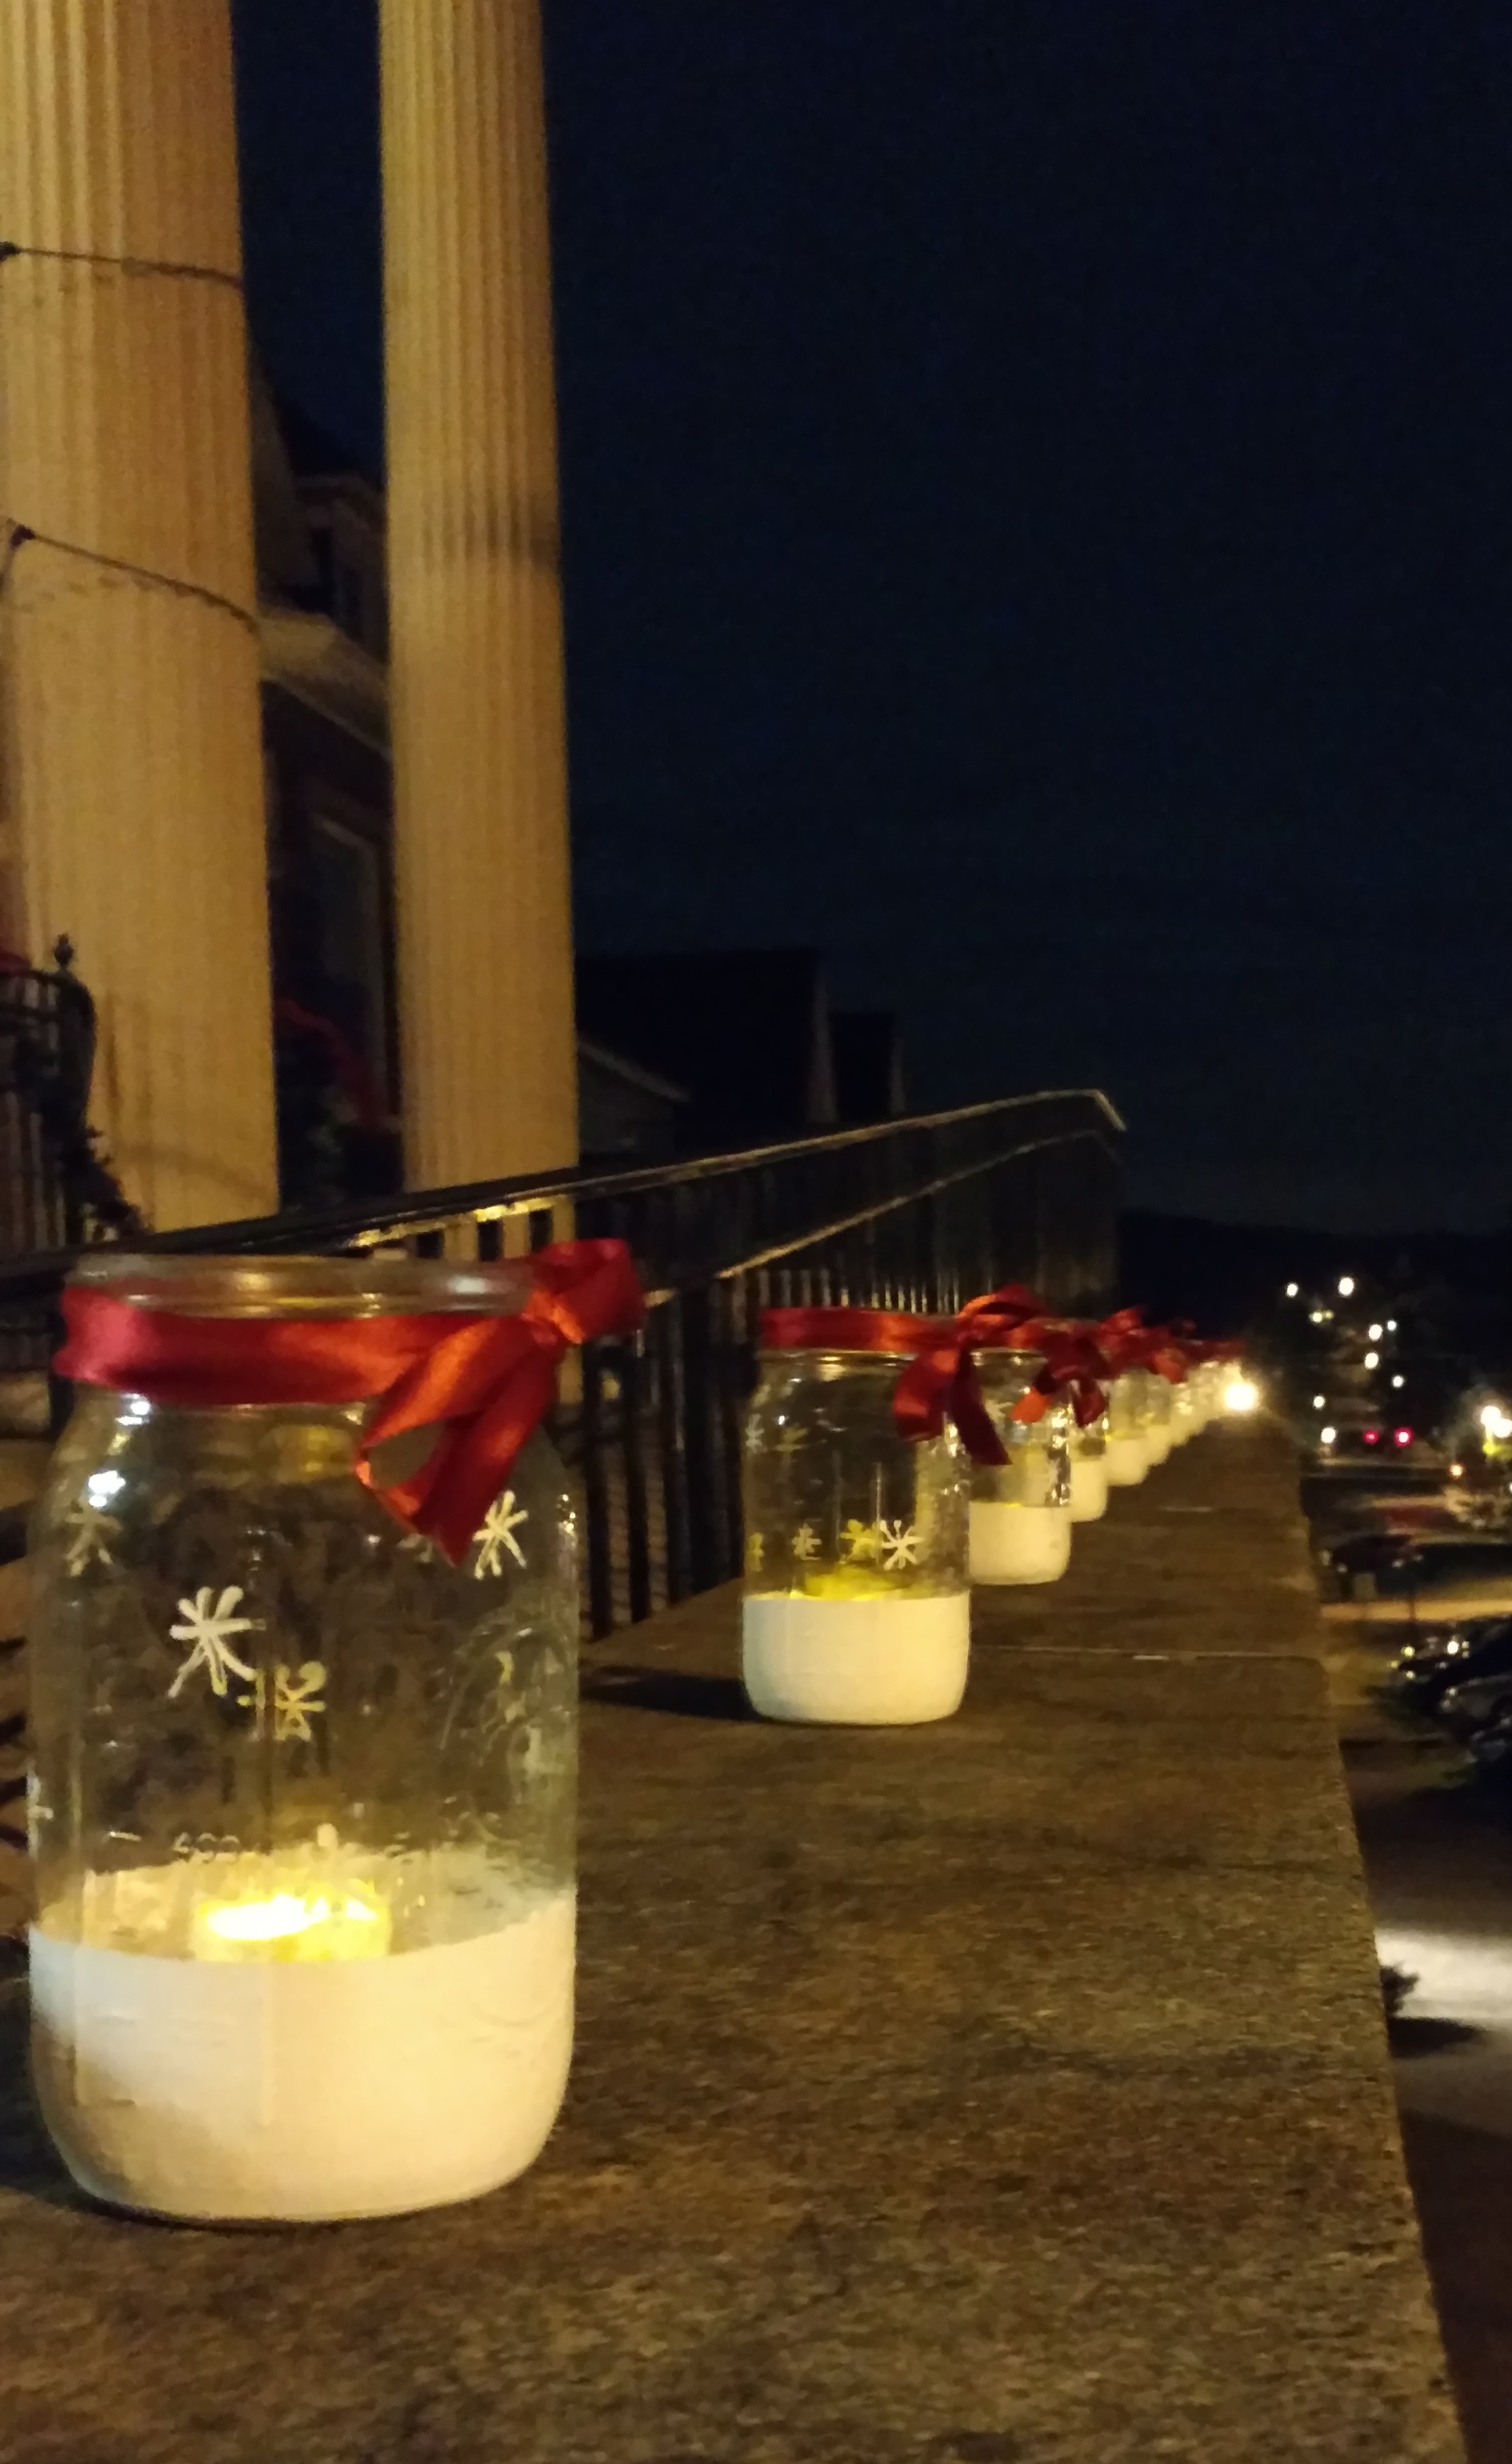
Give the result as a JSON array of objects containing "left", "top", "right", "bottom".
[{"left": 0, "top": 1088, "right": 1124, "bottom": 1637}]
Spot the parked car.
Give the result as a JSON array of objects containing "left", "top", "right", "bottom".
[
  {"left": 1389, "top": 1616, "right": 1512, "bottom": 1713},
  {"left": 1310, "top": 1485, "right": 1479, "bottom": 1548},
  {"left": 1437, "top": 1667, "right": 1512, "bottom": 1740},
  {"left": 1319, "top": 1529, "right": 1512, "bottom": 1599},
  {"left": 1319, "top": 1535, "right": 1512, "bottom": 1626},
  {"left": 1467, "top": 1707, "right": 1512, "bottom": 1773},
  {"left": 1312, "top": 1420, "right": 1443, "bottom": 1475}
]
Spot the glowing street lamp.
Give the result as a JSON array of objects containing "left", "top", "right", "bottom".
[{"left": 1338, "top": 1275, "right": 1356, "bottom": 1298}]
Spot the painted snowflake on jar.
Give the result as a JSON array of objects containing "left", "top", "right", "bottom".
[
  {"left": 877, "top": 1521, "right": 922, "bottom": 1571},
  {"left": 792, "top": 1521, "right": 821, "bottom": 1561},
  {"left": 61, "top": 1499, "right": 121, "bottom": 1578},
  {"left": 167, "top": 1587, "right": 256, "bottom": 1700},
  {"left": 474, "top": 1492, "right": 529, "bottom": 1580},
  {"left": 237, "top": 1661, "right": 328, "bottom": 1744},
  {"left": 840, "top": 1519, "right": 881, "bottom": 1564}
]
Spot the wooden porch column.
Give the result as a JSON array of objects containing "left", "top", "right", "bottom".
[
  {"left": 0, "top": 0, "right": 279, "bottom": 1228},
  {"left": 380, "top": 0, "right": 579, "bottom": 1189}
]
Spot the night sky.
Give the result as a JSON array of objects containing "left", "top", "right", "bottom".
[{"left": 232, "top": 0, "right": 1512, "bottom": 1232}]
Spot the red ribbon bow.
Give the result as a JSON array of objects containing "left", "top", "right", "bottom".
[
  {"left": 55, "top": 1239, "right": 646, "bottom": 1564},
  {"left": 1097, "top": 1307, "right": 1191, "bottom": 1384},
  {"left": 951, "top": 1286, "right": 1111, "bottom": 1429},
  {"left": 760, "top": 1306, "right": 1008, "bottom": 1465}
]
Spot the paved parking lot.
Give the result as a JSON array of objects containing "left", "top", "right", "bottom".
[
  {"left": 1328, "top": 1542, "right": 1512, "bottom": 2463},
  {"left": 1347, "top": 1744, "right": 1512, "bottom": 2464}
]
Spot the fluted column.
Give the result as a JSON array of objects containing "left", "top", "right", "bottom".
[
  {"left": 380, "top": 0, "right": 578, "bottom": 1188},
  {"left": 0, "top": 0, "right": 279, "bottom": 1230}
]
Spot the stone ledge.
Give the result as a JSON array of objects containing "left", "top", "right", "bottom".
[{"left": 0, "top": 1422, "right": 1465, "bottom": 2463}]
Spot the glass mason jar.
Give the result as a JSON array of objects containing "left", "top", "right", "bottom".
[
  {"left": 28, "top": 1254, "right": 579, "bottom": 2225},
  {"left": 1069, "top": 1412, "right": 1110, "bottom": 1523},
  {"left": 1141, "top": 1368, "right": 1176, "bottom": 1466},
  {"left": 1169, "top": 1376, "right": 1198, "bottom": 1446},
  {"left": 741, "top": 1336, "right": 970, "bottom": 1725},
  {"left": 968, "top": 1350, "right": 1073, "bottom": 1584},
  {"left": 1105, "top": 1372, "right": 1151, "bottom": 1487}
]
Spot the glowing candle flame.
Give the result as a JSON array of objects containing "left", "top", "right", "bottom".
[{"left": 190, "top": 1879, "right": 391, "bottom": 1964}]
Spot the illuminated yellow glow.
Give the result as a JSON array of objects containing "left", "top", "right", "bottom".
[
  {"left": 1482, "top": 1405, "right": 1512, "bottom": 1441},
  {"left": 798, "top": 1564, "right": 915, "bottom": 1602},
  {"left": 191, "top": 1881, "right": 391, "bottom": 1964},
  {"left": 207, "top": 1893, "right": 375, "bottom": 1943},
  {"left": 1223, "top": 1377, "right": 1261, "bottom": 1415}
]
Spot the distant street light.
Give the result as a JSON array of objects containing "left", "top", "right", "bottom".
[
  {"left": 1285, "top": 1282, "right": 1300, "bottom": 1298},
  {"left": 1312, "top": 1394, "right": 1326, "bottom": 1409},
  {"left": 1338, "top": 1275, "right": 1356, "bottom": 1297},
  {"left": 1364, "top": 1350, "right": 1380, "bottom": 1370},
  {"left": 1368, "top": 1322, "right": 1384, "bottom": 1340}
]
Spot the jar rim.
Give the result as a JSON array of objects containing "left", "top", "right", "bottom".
[
  {"left": 66, "top": 1252, "right": 535, "bottom": 1320},
  {"left": 758, "top": 1343, "right": 918, "bottom": 1365}
]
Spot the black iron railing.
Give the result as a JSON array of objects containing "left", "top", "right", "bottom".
[
  {"left": 0, "top": 940, "right": 144, "bottom": 1374},
  {"left": 0, "top": 1089, "right": 1123, "bottom": 1636}
]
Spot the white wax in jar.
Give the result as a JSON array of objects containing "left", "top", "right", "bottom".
[
  {"left": 1069, "top": 1452, "right": 1109, "bottom": 1523},
  {"left": 1104, "top": 1431, "right": 1149, "bottom": 1487},
  {"left": 29, "top": 1874, "right": 575, "bottom": 2223},
  {"left": 1143, "top": 1419, "right": 1174, "bottom": 1466},
  {"left": 968, "top": 1501, "right": 1073, "bottom": 1585},
  {"left": 741, "top": 1592, "right": 969, "bottom": 1725}
]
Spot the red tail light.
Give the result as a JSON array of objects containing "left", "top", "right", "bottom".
[
  {"left": 1363, "top": 1429, "right": 1380, "bottom": 1445},
  {"left": 1394, "top": 1428, "right": 1412, "bottom": 1447}
]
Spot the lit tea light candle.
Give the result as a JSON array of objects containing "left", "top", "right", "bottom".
[{"left": 189, "top": 1880, "right": 392, "bottom": 1963}]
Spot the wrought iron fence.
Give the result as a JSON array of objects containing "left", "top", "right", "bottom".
[{"left": 0, "top": 1088, "right": 1123, "bottom": 1637}]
